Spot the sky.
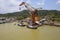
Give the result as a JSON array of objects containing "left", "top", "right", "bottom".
[{"left": 0, "top": 0, "right": 60, "bottom": 14}]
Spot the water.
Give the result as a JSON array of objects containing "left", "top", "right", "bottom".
[{"left": 0, "top": 22, "right": 60, "bottom": 40}]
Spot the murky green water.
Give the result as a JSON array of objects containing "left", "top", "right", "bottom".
[{"left": 0, "top": 22, "right": 60, "bottom": 40}]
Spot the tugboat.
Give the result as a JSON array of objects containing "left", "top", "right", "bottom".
[
  {"left": 17, "top": 21, "right": 25, "bottom": 27},
  {"left": 0, "top": 18, "right": 6, "bottom": 24}
]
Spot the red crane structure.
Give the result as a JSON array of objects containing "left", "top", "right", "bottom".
[{"left": 19, "top": 2, "right": 39, "bottom": 29}]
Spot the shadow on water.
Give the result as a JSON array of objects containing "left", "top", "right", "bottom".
[
  {"left": 49, "top": 24, "right": 60, "bottom": 27},
  {"left": 28, "top": 29, "right": 40, "bottom": 40}
]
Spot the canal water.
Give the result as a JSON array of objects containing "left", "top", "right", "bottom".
[{"left": 0, "top": 22, "right": 60, "bottom": 40}]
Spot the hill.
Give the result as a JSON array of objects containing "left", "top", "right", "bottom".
[{"left": 0, "top": 10, "right": 60, "bottom": 21}]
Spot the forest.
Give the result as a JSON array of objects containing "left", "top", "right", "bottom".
[{"left": 0, "top": 10, "right": 60, "bottom": 21}]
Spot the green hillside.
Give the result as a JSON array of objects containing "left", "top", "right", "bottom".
[{"left": 0, "top": 10, "right": 60, "bottom": 21}]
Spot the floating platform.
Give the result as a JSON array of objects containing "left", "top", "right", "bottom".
[
  {"left": 17, "top": 24, "right": 25, "bottom": 27},
  {"left": 27, "top": 25, "right": 38, "bottom": 29}
]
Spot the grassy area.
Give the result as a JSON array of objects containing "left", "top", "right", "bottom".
[{"left": 0, "top": 22, "right": 60, "bottom": 40}]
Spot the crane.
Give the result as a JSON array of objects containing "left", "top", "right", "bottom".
[{"left": 19, "top": 2, "right": 39, "bottom": 29}]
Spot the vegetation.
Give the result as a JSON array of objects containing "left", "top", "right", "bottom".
[{"left": 0, "top": 10, "right": 60, "bottom": 21}]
